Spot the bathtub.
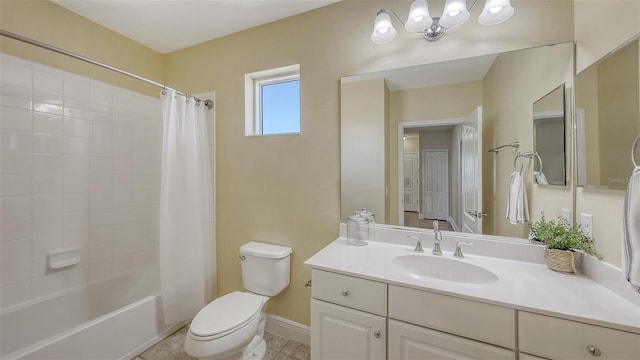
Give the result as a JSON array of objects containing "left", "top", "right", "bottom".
[{"left": 1, "top": 266, "right": 183, "bottom": 360}]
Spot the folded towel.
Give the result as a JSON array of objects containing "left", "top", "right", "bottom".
[
  {"left": 623, "top": 166, "right": 640, "bottom": 287},
  {"left": 506, "top": 171, "right": 529, "bottom": 224}
]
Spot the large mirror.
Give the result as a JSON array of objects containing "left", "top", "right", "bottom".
[
  {"left": 533, "top": 84, "right": 567, "bottom": 186},
  {"left": 341, "top": 42, "right": 575, "bottom": 240},
  {"left": 575, "top": 38, "right": 639, "bottom": 190}
]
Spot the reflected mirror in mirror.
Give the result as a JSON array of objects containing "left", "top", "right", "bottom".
[
  {"left": 576, "top": 38, "right": 639, "bottom": 190},
  {"left": 533, "top": 84, "right": 566, "bottom": 186},
  {"left": 341, "top": 42, "right": 575, "bottom": 240}
]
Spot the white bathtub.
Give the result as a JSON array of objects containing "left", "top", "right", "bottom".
[{"left": 0, "top": 266, "right": 182, "bottom": 360}]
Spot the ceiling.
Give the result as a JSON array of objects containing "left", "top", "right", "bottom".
[
  {"left": 52, "top": 0, "right": 341, "bottom": 54},
  {"left": 341, "top": 53, "right": 498, "bottom": 91}
]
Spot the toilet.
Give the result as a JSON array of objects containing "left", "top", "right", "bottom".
[{"left": 184, "top": 241, "right": 293, "bottom": 360}]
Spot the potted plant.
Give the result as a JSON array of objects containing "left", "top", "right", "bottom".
[{"left": 526, "top": 215, "right": 600, "bottom": 274}]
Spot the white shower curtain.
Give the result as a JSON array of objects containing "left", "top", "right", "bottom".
[{"left": 159, "top": 89, "right": 214, "bottom": 324}]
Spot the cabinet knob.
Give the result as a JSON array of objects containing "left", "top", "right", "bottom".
[
  {"left": 373, "top": 330, "right": 381, "bottom": 338},
  {"left": 341, "top": 290, "right": 349, "bottom": 297},
  {"left": 587, "top": 345, "right": 601, "bottom": 357}
]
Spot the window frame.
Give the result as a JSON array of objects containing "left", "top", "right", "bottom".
[{"left": 245, "top": 64, "right": 300, "bottom": 136}]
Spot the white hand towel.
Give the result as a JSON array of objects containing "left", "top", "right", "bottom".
[
  {"left": 506, "top": 171, "right": 529, "bottom": 224},
  {"left": 623, "top": 166, "right": 640, "bottom": 287},
  {"left": 534, "top": 171, "right": 548, "bottom": 185}
]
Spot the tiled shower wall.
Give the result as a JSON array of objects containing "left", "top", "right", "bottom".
[{"left": 0, "top": 53, "right": 162, "bottom": 309}]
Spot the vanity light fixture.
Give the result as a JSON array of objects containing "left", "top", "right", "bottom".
[{"left": 371, "top": 0, "right": 514, "bottom": 44}]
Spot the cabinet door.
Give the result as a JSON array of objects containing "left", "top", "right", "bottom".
[
  {"left": 311, "top": 299, "right": 386, "bottom": 360},
  {"left": 388, "top": 320, "right": 515, "bottom": 360}
]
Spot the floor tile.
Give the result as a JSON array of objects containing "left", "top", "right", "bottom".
[
  {"left": 264, "top": 348, "right": 279, "bottom": 360},
  {"left": 264, "top": 332, "right": 289, "bottom": 351},
  {"left": 280, "top": 340, "right": 310, "bottom": 360},
  {"left": 274, "top": 353, "right": 300, "bottom": 360},
  {"left": 139, "top": 326, "right": 196, "bottom": 360}
]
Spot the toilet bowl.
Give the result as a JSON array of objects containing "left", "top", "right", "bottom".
[{"left": 184, "top": 242, "right": 292, "bottom": 360}]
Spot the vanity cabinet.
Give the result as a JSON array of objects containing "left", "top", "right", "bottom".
[
  {"left": 519, "top": 311, "right": 640, "bottom": 359},
  {"left": 310, "top": 270, "right": 387, "bottom": 360}
]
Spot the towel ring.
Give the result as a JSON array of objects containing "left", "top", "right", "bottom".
[
  {"left": 632, "top": 134, "right": 640, "bottom": 167},
  {"left": 513, "top": 153, "right": 524, "bottom": 173}
]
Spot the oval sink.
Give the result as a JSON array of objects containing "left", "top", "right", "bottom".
[{"left": 392, "top": 255, "right": 498, "bottom": 284}]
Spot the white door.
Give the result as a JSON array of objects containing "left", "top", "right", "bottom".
[
  {"left": 311, "top": 299, "right": 386, "bottom": 360},
  {"left": 388, "top": 320, "right": 515, "bottom": 360},
  {"left": 422, "top": 150, "right": 448, "bottom": 221},
  {"left": 461, "top": 107, "right": 483, "bottom": 233},
  {"left": 403, "top": 153, "right": 419, "bottom": 212}
]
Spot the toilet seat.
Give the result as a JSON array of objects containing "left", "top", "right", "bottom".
[{"left": 189, "top": 291, "right": 266, "bottom": 341}]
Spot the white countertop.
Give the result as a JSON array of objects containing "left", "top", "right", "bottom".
[{"left": 305, "top": 236, "right": 640, "bottom": 334}]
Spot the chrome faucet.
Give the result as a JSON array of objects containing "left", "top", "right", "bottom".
[
  {"left": 453, "top": 241, "right": 473, "bottom": 258},
  {"left": 432, "top": 220, "right": 442, "bottom": 256},
  {"left": 408, "top": 235, "right": 423, "bottom": 253}
]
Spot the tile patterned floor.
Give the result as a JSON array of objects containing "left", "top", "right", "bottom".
[{"left": 132, "top": 325, "right": 310, "bottom": 360}]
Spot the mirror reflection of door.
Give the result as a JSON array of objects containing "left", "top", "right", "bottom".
[
  {"left": 461, "top": 107, "right": 483, "bottom": 234},
  {"left": 422, "top": 150, "right": 448, "bottom": 220},
  {"left": 403, "top": 153, "right": 419, "bottom": 212}
]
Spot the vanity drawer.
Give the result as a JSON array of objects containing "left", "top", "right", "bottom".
[
  {"left": 312, "top": 270, "right": 387, "bottom": 316},
  {"left": 519, "top": 312, "right": 640, "bottom": 360},
  {"left": 389, "top": 285, "right": 516, "bottom": 349}
]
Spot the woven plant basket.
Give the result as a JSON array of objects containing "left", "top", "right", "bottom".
[{"left": 544, "top": 248, "right": 576, "bottom": 274}]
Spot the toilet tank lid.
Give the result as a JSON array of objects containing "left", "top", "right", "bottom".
[{"left": 240, "top": 242, "right": 292, "bottom": 258}]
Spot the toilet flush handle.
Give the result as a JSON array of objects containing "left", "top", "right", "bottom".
[{"left": 239, "top": 255, "right": 246, "bottom": 261}]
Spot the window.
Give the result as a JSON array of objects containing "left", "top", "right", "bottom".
[{"left": 245, "top": 64, "right": 300, "bottom": 136}]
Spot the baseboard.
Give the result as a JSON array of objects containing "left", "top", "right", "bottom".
[
  {"left": 265, "top": 314, "right": 310, "bottom": 346},
  {"left": 448, "top": 216, "right": 459, "bottom": 232}
]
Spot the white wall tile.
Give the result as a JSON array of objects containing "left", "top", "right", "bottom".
[
  {"left": 1, "top": 60, "right": 31, "bottom": 88},
  {"left": 1, "top": 151, "right": 32, "bottom": 173},
  {"left": 1, "top": 217, "right": 31, "bottom": 242},
  {"left": 90, "top": 121, "right": 112, "bottom": 140},
  {"left": 90, "top": 139, "right": 112, "bottom": 157},
  {"left": 64, "top": 211, "right": 89, "bottom": 232},
  {"left": 112, "top": 191, "right": 132, "bottom": 208},
  {"left": 90, "top": 156, "right": 112, "bottom": 174},
  {"left": 63, "top": 174, "right": 90, "bottom": 193},
  {"left": 1, "top": 280, "right": 31, "bottom": 308},
  {"left": 89, "top": 241, "right": 113, "bottom": 263},
  {"left": 91, "top": 111, "right": 113, "bottom": 123},
  {"left": 31, "top": 272, "right": 66, "bottom": 298},
  {"left": 1, "top": 260, "right": 31, "bottom": 286},
  {"left": 33, "top": 113, "right": 63, "bottom": 135},
  {"left": 33, "top": 64, "right": 63, "bottom": 95},
  {"left": 64, "top": 229, "right": 89, "bottom": 249},
  {"left": 1, "top": 106, "right": 32, "bottom": 131},
  {"left": 63, "top": 117, "right": 90, "bottom": 137},
  {"left": 1, "top": 84, "right": 32, "bottom": 110},
  {"left": 33, "top": 174, "right": 63, "bottom": 194},
  {"left": 0, "top": 174, "right": 32, "bottom": 196},
  {"left": 31, "top": 234, "right": 63, "bottom": 258},
  {"left": 33, "top": 133, "right": 63, "bottom": 154},
  {"left": 64, "top": 156, "right": 90, "bottom": 173},
  {"left": 33, "top": 90, "right": 63, "bottom": 115},
  {"left": 88, "top": 259, "right": 113, "bottom": 282},
  {"left": 91, "top": 80, "right": 113, "bottom": 107},
  {"left": 33, "top": 154, "right": 64, "bottom": 174},
  {"left": 1, "top": 129, "right": 32, "bottom": 152},
  {"left": 90, "top": 208, "right": 113, "bottom": 227},
  {"left": 31, "top": 256, "right": 49, "bottom": 278},
  {"left": 64, "top": 136, "right": 90, "bottom": 156},
  {"left": 1, "top": 238, "right": 31, "bottom": 263},
  {"left": 63, "top": 106, "right": 91, "bottom": 121},
  {"left": 89, "top": 226, "right": 112, "bottom": 245},
  {"left": 90, "top": 174, "right": 113, "bottom": 192},
  {"left": 113, "top": 125, "right": 132, "bottom": 143},
  {"left": 64, "top": 73, "right": 91, "bottom": 101},
  {"left": 1, "top": 195, "right": 31, "bottom": 219},
  {"left": 64, "top": 192, "right": 90, "bottom": 212},
  {"left": 32, "top": 194, "right": 63, "bottom": 216},
  {"left": 31, "top": 214, "right": 62, "bottom": 238},
  {"left": 90, "top": 192, "right": 112, "bottom": 210},
  {"left": 112, "top": 175, "right": 132, "bottom": 191}
]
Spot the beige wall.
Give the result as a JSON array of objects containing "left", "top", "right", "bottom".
[
  {"left": 482, "top": 43, "right": 574, "bottom": 238},
  {"left": 0, "top": 0, "right": 165, "bottom": 97},
  {"left": 575, "top": 2, "right": 640, "bottom": 267}
]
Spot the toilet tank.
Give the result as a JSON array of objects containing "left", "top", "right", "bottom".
[{"left": 240, "top": 242, "right": 292, "bottom": 296}]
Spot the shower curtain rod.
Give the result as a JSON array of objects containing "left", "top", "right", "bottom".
[{"left": 0, "top": 30, "right": 213, "bottom": 110}]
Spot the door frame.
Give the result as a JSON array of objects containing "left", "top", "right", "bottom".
[
  {"left": 403, "top": 152, "right": 420, "bottom": 212},
  {"left": 421, "top": 149, "right": 449, "bottom": 221},
  {"left": 398, "top": 118, "right": 465, "bottom": 226}
]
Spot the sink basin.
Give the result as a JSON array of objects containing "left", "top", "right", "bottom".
[{"left": 392, "top": 255, "right": 498, "bottom": 284}]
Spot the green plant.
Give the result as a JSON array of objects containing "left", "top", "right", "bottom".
[{"left": 526, "top": 214, "right": 601, "bottom": 258}]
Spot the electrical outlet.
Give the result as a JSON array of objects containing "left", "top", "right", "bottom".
[
  {"left": 581, "top": 213, "right": 594, "bottom": 239},
  {"left": 560, "top": 208, "right": 572, "bottom": 229}
]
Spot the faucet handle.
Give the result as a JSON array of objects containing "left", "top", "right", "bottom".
[
  {"left": 453, "top": 241, "right": 473, "bottom": 258},
  {"left": 432, "top": 220, "right": 439, "bottom": 232},
  {"left": 408, "top": 235, "right": 423, "bottom": 253}
]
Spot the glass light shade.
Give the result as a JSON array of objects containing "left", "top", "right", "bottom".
[
  {"left": 439, "top": 0, "right": 470, "bottom": 28},
  {"left": 371, "top": 12, "right": 397, "bottom": 44},
  {"left": 478, "top": 0, "right": 514, "bottom": 25},
  {"left": 405, "top": 0, "right": 433, "bottom": 32}
]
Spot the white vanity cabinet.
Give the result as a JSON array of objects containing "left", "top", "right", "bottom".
[
  {"left": 519, "top": 311, "right": 640, "bottom": 359},
  {"left": 310, "top": 270, "right": 387, "bottom": 360}
]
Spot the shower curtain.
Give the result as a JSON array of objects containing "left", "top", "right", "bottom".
[{"left": 159, "top": 89, "right": 214, "bottom": 324}]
